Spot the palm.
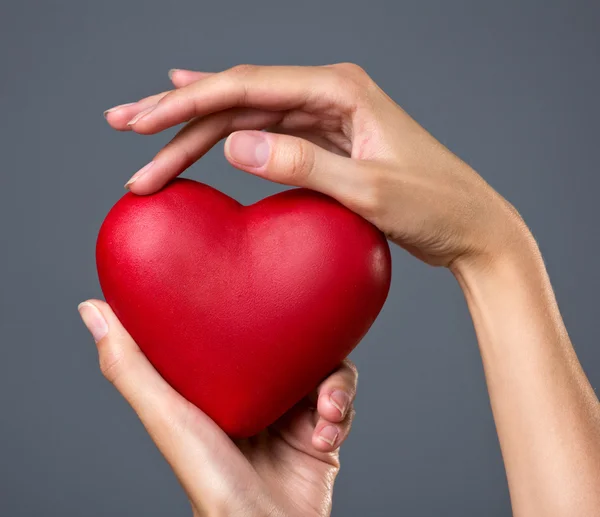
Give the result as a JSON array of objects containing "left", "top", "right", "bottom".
[
  {"left": 235, "top": 399, "right": 341, "bottom": 517},
  {"left": 181, "top": 380, "right": 351, "bottom": 517}
]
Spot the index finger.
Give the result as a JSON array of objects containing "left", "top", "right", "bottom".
[{"left": 127, "top": 64, "right": 358, "bottom": 135}]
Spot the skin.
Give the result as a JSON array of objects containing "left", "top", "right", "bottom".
[{"left": 79, "top": 63, "right": 600, "bottom": 516}]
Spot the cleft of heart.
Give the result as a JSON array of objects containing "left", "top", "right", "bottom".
[{"left": 96, "top": 178, "right": 391, "bottom": 437}]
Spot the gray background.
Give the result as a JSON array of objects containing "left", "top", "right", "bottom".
[{"left": 1, "top": 1, "right": 598, "bottom": 515}]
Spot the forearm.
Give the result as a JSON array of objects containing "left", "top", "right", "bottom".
[{"left": 452, "top": 233, "right": 600, "bottom": 516}]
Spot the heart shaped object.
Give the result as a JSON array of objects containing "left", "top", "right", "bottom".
[{"left": 96, "top": 178, "right": 391, "bottom": 437}]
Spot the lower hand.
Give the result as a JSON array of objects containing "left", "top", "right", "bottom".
[{"left": 78, "top": 299, "right": 357, "bottom": 517}]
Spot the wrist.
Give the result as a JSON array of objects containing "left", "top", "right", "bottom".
[
  {"left": 449, "top": 202, "right": 541, "bottom": 286},
  {"left": 449, "top": 223, "right": 547, "bottom": 305},
  {"left": 449, "top": 221, "right": 572, "bottom": 375},
  {"left": 449, "top": 222, "right": 569, "bottom": 349}
]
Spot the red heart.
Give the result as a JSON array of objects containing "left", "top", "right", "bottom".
[{"left": 96, "top": 178, "right": 391, "bottom": 437}]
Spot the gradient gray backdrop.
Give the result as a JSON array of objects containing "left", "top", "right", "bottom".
[{"left": 1, "top": 1, "right": 599, "bottom": 515}]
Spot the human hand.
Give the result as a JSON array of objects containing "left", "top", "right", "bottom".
[
  {"left": 104, "top": 63, "right": 531, "bottom": 273},
  {"left": 78, "top": 299, "right": 357, "bottom": 517},
  {"left": 99, "top": 64, "right": 600, "bottom": 517}
]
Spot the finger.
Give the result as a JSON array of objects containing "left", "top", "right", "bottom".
[
  {"left": 77, "top": 300, "right": 252, "bottom": 498},
  {"left": 224, "top": 130, "right": 372, "bottom": 206},
  {"left": 269, "top": 360, "right": 358, "bottom": 459},
  {"left": 268, "top": 397, "right": 342, "bottom": 465},
  {"left": 77, "top": 299, "right": 190, "bottom": 430},
  {"left": 126, "top": 64, "right": 358, "bottom": 134},
  {"left": 169, "top": 68, "right": 214, "bottom": 88},
  {"left": 124, "top": 106, "right": 349, "bottom": 194},
  {"left": 264, "top": 127, "right": 349, "bottom": 156},
  {"left": 125, "top": 108, "right": 283, "bottom": 194},
  {"left": 312, "top": 408, "right": 356, "bottom": 453},
  {"left": 103, "top": 90, "right": 173, "bottom": 131},
  {"left": 316, "top": 359, "right": 358, "bottom": 423},
  {"left": 103, "top": 69, "right": 212, "bottom": 129},
  {"left": 170, "top": 68, "right": 347, "bottom": 156}
]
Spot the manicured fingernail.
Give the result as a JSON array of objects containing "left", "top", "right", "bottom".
[
  {"left": 125, "top": 161, "right": 154, "bottom": 189},
  {"left": 127, "top": 104, "right": 157, "bottom": 126},
  {"left": 227, "top": 131, "right": 270, "bottom": 168},
  {"left": 103, "top": 102, "right": 136, "bottom": 118},
  {"left": 78, "top": 302, "right": 108, "bottom": 343},
  {"left": 168, "top": 68, "right": 178, "bottom": 80},
  {"left": 318, "top": 425, "right": 339, "bottom": 447},
  {"left": 330, "top": 390, "right": 350, "bottom": 418}
]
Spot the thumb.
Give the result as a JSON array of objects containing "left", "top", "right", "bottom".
[
  {"left": 77, "top": 300, "right": 252, "bottom": 506},
  {"left": 224, "top": 130, "right": 372, "bottom": 207},
  {"left": 77, "top": 299, "right": 192, "bottom": 437}
]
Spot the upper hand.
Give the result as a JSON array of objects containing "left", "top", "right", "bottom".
[{"left": 105, "top": 63, "right": 531, "bottom": 272}]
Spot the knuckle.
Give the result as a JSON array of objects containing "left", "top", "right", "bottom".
[
  {"left": 228, "top": 63, "right": 257, "bottom": 77},
  {"left": 288, "top": 139, "right": 316, "bottom": 183},
  {"left": 326, "top": 63, "right": 373, "bottom": 109},
  {"left": 225, "top": 64, "right": 258, "bottom": 105},
  {"left": 342, "top": 359, "right": 359, "bottom": 386},
  {"left": 98, "top": 342, "right": 127, "bottom": 384},
  {"left": 343, "top": 357, "right": 358, "bottom": 374},
  {"left": 157, "top": 88, "right": 197, "bottom": 121},
  {"left": 349, "top": 407, "right": 357, "bottom": 425},
  {"left": 333, "top": 62, "right": 368, "bottom": 79},
  {"left": 331, "top": 62, "right": 370, "bottom": 89},
  {"left": 159, "top": 136, "right": 196, "bottom": 171},
  {"left": 156, "top": 88, "right": 176, "bottom": 108},
  {"left": 354, "top": 167, "right": 391, "bottom": 219},
  {"left": 342, "top": 407, "right": 357, "bottom": 432}
]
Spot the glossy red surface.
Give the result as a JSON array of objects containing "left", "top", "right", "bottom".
[{"left": 96, "top": 179, "right": 391, "bottom": 437}]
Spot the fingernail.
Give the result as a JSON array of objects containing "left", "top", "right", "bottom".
[
  {"left": 78, "top": 302, "right": 108, "bottom": 343},
  {"left": 125, "top": 161, "right": 154, "bottom": 189},
  {"left": 103, "top": 102, "right": 136, "bottom": 118},
  {"left": 127, "top": 104, "right": 157, "bottom": 126},
  {"left": 318, "top": 425, "right": 339, "bottom": 447},
  {"left": 227, "top": 131, "right": 270, "bottom": 168},
  {"left": 330, "top": 390, "right": 350, "bottom": 418},
  {"left": 168, "top": 68, "right": 178, "bottom": 80}
]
